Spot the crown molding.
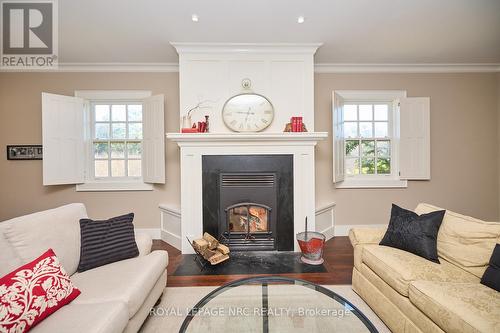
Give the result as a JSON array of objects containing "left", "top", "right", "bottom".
[
  {"left": 170, "top": 42, "right": 323, "bottom": 55},
  {"left": 0, "top": 62, "right": 179, "bottom": 72},
  {"left": 1, "top": 62, "right": 499, "bottom": 73},
  {"left": 314, "top": 63, "right": 500, "bottom": 73}
]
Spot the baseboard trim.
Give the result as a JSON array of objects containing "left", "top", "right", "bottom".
[
  {"left": 334, "top": 224, "right": 387, "bottom": 237},
  {"left": 135, "top": 228, "right": 161, "bottom": 239},
  {"left": 161, "top": 230, "right": 181, "bottom": 250},
  {"left": 318, "top": 225, "right": 335, "bottom": 240}
]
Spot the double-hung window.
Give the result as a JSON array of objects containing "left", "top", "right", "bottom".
[
  {"left": 41, "top": 91, "right": 165, "bottom": 191},
  {"left": 344, "top": 102, "right": 393, "bottom": 177},
  {"left": 92, "top": 103, "right": 143, "bottom": 180},
  {"left": 333, "top": 90, "right": 431, "bottom": 188}
]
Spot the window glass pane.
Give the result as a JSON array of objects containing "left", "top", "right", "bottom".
[
  {"left": 111, "top": 160, "right": 125, "bottom": 177},
  {"left": 95, "top": 123, "right": 109, "bottom": 139},
  {"left": 128, "top": 160, "right": 141, "bottom": 177},
  {"left": 374, "top": 105, "right": 388, "bottom": 120},
  {"left": 344, "top": 122, "right": 358, "bottom": 138},
  {"left": 359, "top": 122, "right": 373, "bottom": 137},
  {"left": 345, "top": 158, "right": 360, "bottom": 175},
  {"left": 94, "top": 143, "right": 108, "bottom": 158},
  {"left": 361, "top": 140, "right": 375, "bottom": 157},
  {"left": 345, "top": 140, "right": 359, "bottom": 157},
  {"left": 374, "top": 122, "right": 388, "bottom": 137},
  {"left": 110, "top": 142, "right": 125, "bottom": 158},
  {"left": 127, "top": 142, "right": 141, "bottom": 158},
  {"left": 111, "top": 105, "right": 126, "bottom": 121},
  {"left": 128, "top": 105, "right": 142, "bottom": 121},
  {"left": 95, "top": 160, "right": 108, "bottom": 178},
  {"left": 95, "top": 105, "right": 110, "bottom": 121},
  {"left": 359, "top": 105, "right": 372, "bottom": 120},
  {"left": 128, "top": 123, "right": 143, "bottom": 139},
  {"left": 111, "top": 123, "right": 126, "bottom": 139},
  {"left": 377, "top": 140, "right": 391, "bottom": 157},
  {"left": 361, "top": 157, "right": 375, "bottom": 174},
  {"left": 377, "top": 157, "right": 391, "bottom": 174},
  {"left": 344, "top": 105, "right": 357, "bottom": 121}
]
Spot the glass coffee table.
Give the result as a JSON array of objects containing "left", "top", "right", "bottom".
[{"left": 179, "top": 276, "right": 378, "bottom": 332}]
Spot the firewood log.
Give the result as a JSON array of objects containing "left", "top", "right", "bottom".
[
  {"left": 217, "top": 243, "right": 230, "bottom": 255},
  {"left": 202, "top": 248, "right": 217, "bottom": 261},
  {"left": 192, "top": 238, "right": 208, "bottom": 253},
  {"left": 203, "top": 232, "right": 219, "bottom": 250},
  {"left": 209, "top": 252, "right": 229, "bottom": 265}
]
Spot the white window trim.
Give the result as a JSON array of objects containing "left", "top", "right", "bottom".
[
  {"left": 334, "top": 90, "right": 408, "bottom": 189},
  {"left": 75, "top": 90, "right": 153, "bottom": 192},
  {"left": 336, "top": 177, "right": 407, "bottom": 189},
  {"left": 76, "top": 181, "right": 153, "bottom": 192}
]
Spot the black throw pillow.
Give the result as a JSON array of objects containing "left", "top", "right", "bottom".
[
  {"left": 379, "top": 204, "right": 445, "bottom": 263},
  {"left": 480, "top": 244, "right": 500, "bottom": 292},
  {"left": 77, "top": 213, "right": 139, "bottom": 272}
]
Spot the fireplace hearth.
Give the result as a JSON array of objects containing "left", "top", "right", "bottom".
[{"left": 202, "top": 155, "right": 294, "bottom": 251}]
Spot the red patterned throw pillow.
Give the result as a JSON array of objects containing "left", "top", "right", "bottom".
[{"left": 0, "top": 249, "right": 80, "bottom": 333}]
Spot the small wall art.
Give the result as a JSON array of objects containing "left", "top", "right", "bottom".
[{"left": 6, "top": 145, "right": 43, "bottom": 160}]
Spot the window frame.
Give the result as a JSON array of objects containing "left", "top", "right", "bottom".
[
  {"left": 74, "top": 90, "right": 153, "bottom": 192},
  {"left": 334, "top": 90, "right": 408, "bottom": 189}
]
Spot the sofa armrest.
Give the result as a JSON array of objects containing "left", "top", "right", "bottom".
[
  {"left": 348, "top": 227, "right": 387, "bottom": 247},
  {"left": 135, "top": 231, "right": 152, "bottom": 257}
]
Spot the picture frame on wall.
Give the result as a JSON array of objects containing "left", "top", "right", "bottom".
[{"left": 6, "top": 145, "right": 43, "bottom": 160}]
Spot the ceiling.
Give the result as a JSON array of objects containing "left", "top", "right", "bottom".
[{"left": 59, "top": 0, "right": 500, "bottom": 64}]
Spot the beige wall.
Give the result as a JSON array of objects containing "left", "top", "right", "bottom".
[
  {"left": 498, "top": 73, "right": 500, "bottom": 213},
  {"left": 315, "top": 73, "right": 499, "bottom": 225},
  {"left": 0, "top": 73, "right": 181, "bottom": 228},
  {"left": 0, "top": 72, "right": 498, "bottom": 230}
]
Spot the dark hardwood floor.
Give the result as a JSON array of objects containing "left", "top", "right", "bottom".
[{"left": 152, "top": 236, "right": 354, "bottom": 287}]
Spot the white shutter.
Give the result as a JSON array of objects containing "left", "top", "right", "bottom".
[
  {"left": 142, "top": 94, "right": 165, "bottom": 184},
  {"left": 332, "top": 92, "right": 345, "bottom": 183},
  {"left": 399, "top": 97, "right": 430, "bottom": 180},
  {"left": 42, "top": 92, "right": 85, "bottom": 185}
]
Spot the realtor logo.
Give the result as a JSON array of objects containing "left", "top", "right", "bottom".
[{"left": 1, "top": 0, "right": 58, "bottom": 68}]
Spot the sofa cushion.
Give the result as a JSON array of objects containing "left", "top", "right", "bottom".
[
  {"left": 415, "top": 203, "right": 500, "bottom": 278},
  {"left": 0, "top": 230, "right": 21, "bottom": 277},
  {"left": 409, "top": 281, "right": 500, "bottom": 333},
  {"left": 3, "top": 204, "right": 88, "bottom": 276},
  {"left": 362, "top": 245, "right": 479, "bottom": 296},
  {"left": 0, "top": 249, "right": 81, "bottom": 333},
  {"left": 78, "top": 213, "right": 139, "bottom": 272},
  {"left": 481, "top": 243, "right": 500, "bottom": 292},
  {"left": 71, "top": 250, "right": 168, "bottom": 318},
  {"left": 380, "top": 204, "right": 445, "bottom": 263},
  {"left": 31, "top": 302, "right": 128, "bottom": 333}
]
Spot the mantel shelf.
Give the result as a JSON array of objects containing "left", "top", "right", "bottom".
[{"left": 166, "top": 132, "right": 328, "bottom": 145}]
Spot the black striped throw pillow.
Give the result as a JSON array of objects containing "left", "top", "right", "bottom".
[{"left": 77, "top": 213, "right": 139, "bottom": 272}]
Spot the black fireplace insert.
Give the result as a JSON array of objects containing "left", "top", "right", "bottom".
[{"left": 202, "top": 155, "right": 294, "bottom": 251}]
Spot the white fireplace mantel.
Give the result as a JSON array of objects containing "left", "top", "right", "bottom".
[
  {"left": 167, "top": 132, "right": 328, "bottom": 253},
  {"left": 166, "top": 132, "right": 328, "bottom": 145}
]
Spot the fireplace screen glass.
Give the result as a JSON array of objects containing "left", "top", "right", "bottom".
[{"left": 227, "top": 204, "right": 269, "bottom": 233}]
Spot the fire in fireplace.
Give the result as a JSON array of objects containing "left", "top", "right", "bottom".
[{"left": 226, "top": 203, "right": 270, "bottom": 235}]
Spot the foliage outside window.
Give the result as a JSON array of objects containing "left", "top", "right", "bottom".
[
  {"left": 344, "top": 103, "right": 392, "bottom": 176},
  {"left": 92, "top": 103, "right": 143, "bottom": 179}
]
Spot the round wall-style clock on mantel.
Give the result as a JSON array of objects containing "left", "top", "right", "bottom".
[{"left": 222, "top": 93, "right": 275, "bottom": 132}]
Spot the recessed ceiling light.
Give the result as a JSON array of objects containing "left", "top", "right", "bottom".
[
  {"left": 297, "top": 16, "right": 305, "bottom": 24},
  {"left": 191, "top": 14, "right": 199, "bottom": 22}
]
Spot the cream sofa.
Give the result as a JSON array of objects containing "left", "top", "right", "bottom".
[
  {"left": 0, "top": 203, "right": 168, "bottom": 333},
  {"left": 349, "top": 203, "right": 500, "bottom": 333}
]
